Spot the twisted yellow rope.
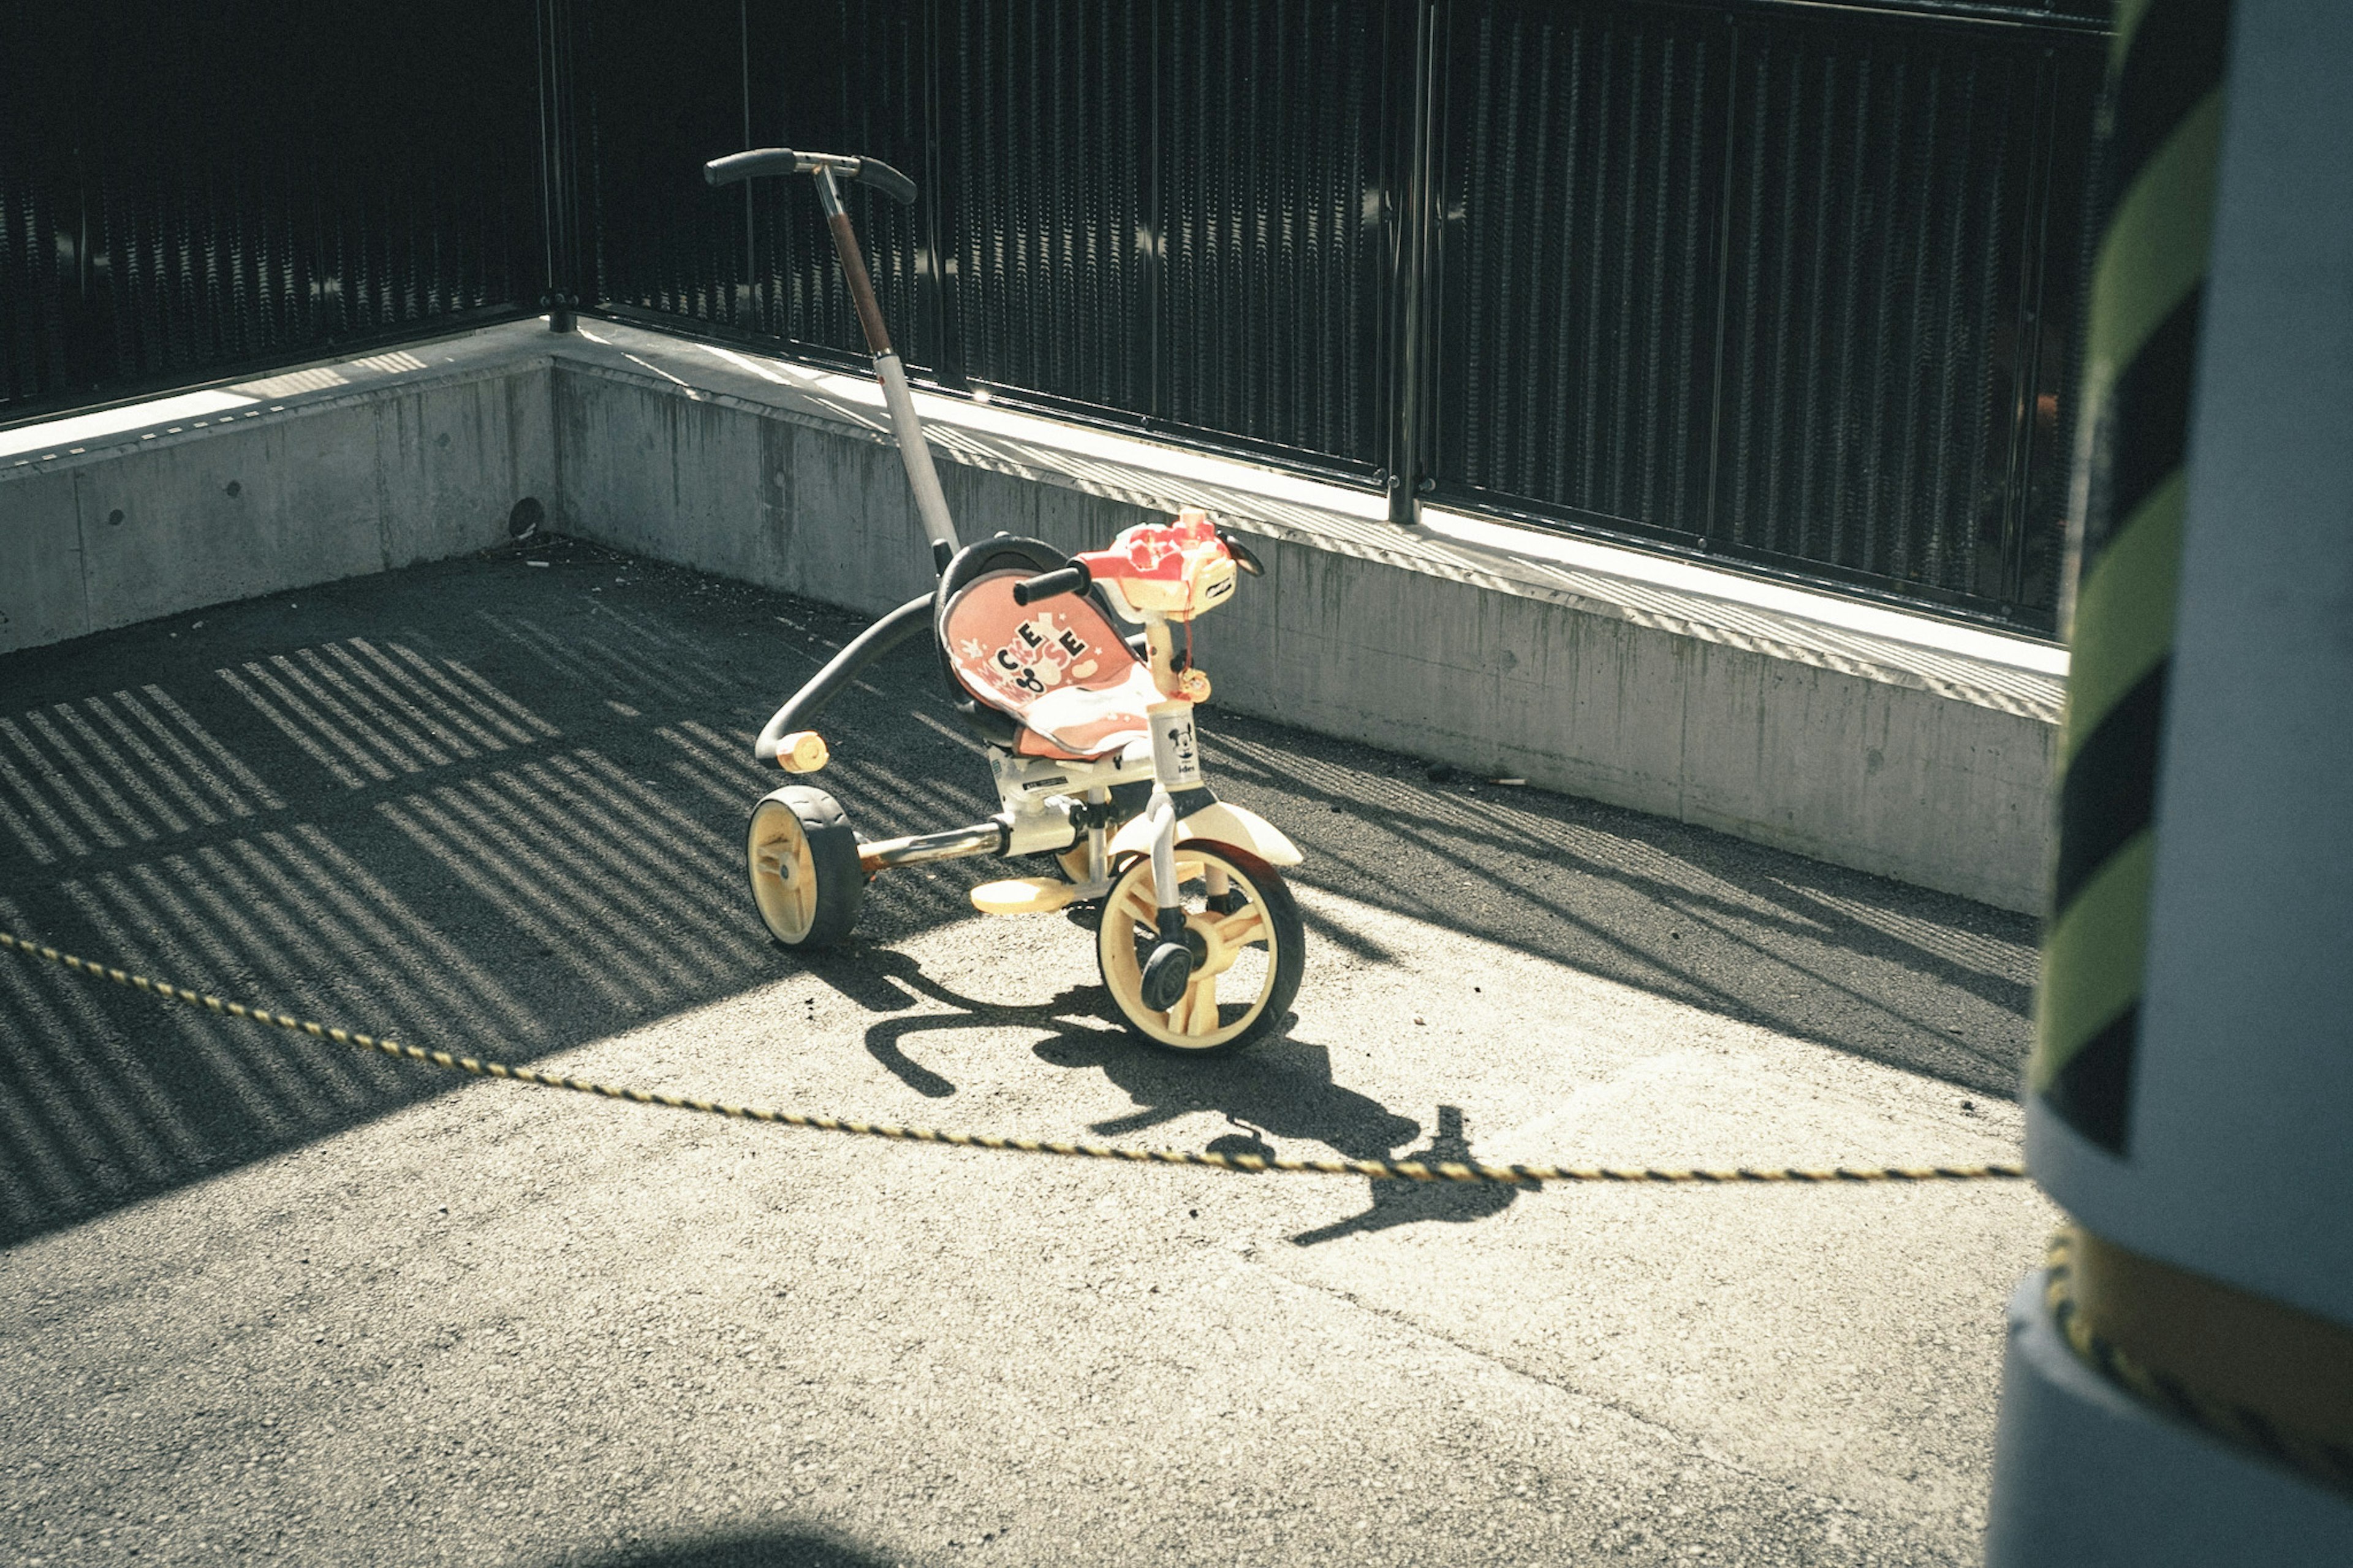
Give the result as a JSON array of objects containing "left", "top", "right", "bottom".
[{"left": 1, "top": 931, "right": 2027, "bottom": 1186}]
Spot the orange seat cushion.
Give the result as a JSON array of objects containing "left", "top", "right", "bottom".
[{"left": 942, "top": 572, "right": 1157, "bottom": 759}]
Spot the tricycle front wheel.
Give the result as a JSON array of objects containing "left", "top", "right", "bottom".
[{"left": 1095, "top": 842, "right": 1303, "bottom": 1053}]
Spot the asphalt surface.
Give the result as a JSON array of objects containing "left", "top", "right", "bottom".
[{"left": 0, "top": 537, "right": 2053, "bottom": 1566}]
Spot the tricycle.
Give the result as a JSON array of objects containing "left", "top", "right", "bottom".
[{"left": 705, "top": 146, "right": 1305, "bottom": 1054}]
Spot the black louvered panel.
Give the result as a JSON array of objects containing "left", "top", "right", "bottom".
[
  {"left": 1714, "top": 12, "right": 2040, "bottom": 608},
  {"left": 749, "top": 0, "right": 928, "bottom": 362},
  {"left": 939, "top": 0, "right": 1154, "bottom": 413},
  {"left": 2006, "top": 41, "right": 2101, "bottom": 624},
  {"left": 1430, "top": 0, "right": 2095, "bottom": 632},
  {"left": 575, "top": 0, "right": 746, "bottom": 336},
  {"left": 582, "top": 0, "right": 928, "bottom": 367},
  {"left": 1158, "top": 0, "right": 1392, "bottom": 468},
  {"left": 1436, "top": 0, "right": 1727, "bottom": 537},
  {"left": 1, "top": 3, "right": 536, "bottom": 422},
  {"left": 0, "top": 9, "right": 71, "bottom": 412},
  {"left": 4, "top": 0, "right": 2101, "bottom": 633}
]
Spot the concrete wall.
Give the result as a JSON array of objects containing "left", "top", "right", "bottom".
[
  {"left": 550, "top": 362, "right": 1165, "bottom": 618},
  {"left": 0, "top": 364, "right": 554, "bottom": 654},
  {"left": 1197, "top": 534, "right": 2052, "bottom": 909},
  {"left": 548, "top": 355, "right": 2055, "bottom": 912},
  {"left": 1, "top": 327, "right": 2057, "bottom": 912}
]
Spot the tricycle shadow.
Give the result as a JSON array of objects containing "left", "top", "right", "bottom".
[
  {"left": 803, "top": 944, "right": 1526, "bottom": 1241},
  {"left": 1042, "top": 1032, "right": 1529, "bottom": 1244}
]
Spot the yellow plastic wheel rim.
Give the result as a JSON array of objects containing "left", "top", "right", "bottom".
[
  {"left": 747, "top": 798, "right": 822, "bottom": 944},
  {"left": 1097, "top": 851, "right": 1281, "bottom": 1050}
]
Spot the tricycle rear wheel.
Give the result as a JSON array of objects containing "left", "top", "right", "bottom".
[{"left": 746, "top": 786, "right": 863, "bottom": 948}]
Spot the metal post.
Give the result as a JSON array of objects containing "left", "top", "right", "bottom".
[
  {"left": 1985, "top": 1, "right": 2353, "bottom": 1559},
  {"left": 534, "top": 0, "right": 580, "bottom": 333},
  {"left": 814, "top": 167, "right": 960, "bottom": 559},
  {"left": 1385, "top": 0, "right": 1441, "bottom": 528}
]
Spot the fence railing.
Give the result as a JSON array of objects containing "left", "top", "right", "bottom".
[
  {"left": 1426, "top": 0, "right": 2102, "bottom": 626},
  {"left": 0, "top": 2, "right": 542, "bottom": 420},
  {"left": 3, "top": 0, "right": 2104, "bottom": 635},
  {"left": 570, "top": 0, "right": 1404, "bottom": 480}
]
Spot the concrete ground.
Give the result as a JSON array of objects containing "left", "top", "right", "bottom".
[{"left": 0, "top": 537, "right": 2052, "bottom": 1566}]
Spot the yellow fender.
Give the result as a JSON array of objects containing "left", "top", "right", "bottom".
[{"left": 1108, "top": 800, "right": 1302, "bottom": 867}]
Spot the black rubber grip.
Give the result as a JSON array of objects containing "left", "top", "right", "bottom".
[
  {"left": 1218, "top": 529, "right": 1265, "bottom": 575},
  {"left": 754, "top": 592, "right": 933, "bottom": 762},
  {"left": 854, "top": 157, "right": 919, "bottom": 206},
  {"left": 1012, "top": 564, "right": 1089, "bottom": 606},
  {"left": 704, "top": 148, "right": 803, "bottom": 186}
]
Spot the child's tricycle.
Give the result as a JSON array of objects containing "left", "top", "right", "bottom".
[{"left": 705, "top": 146, "right": 1305, "bottom": 1054}]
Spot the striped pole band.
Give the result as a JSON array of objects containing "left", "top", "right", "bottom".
[
  {"left": 2031, "top": 0, "right": 2234, "bottom": 1154},
  {"left": 2045, "top": 1225, "right": 2353, "bottom": 1496}
]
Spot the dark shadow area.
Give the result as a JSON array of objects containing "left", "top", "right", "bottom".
[
  {"left": 1289, "top": 1105, "right": 1531, "bottom": 1246},
  {"left": 1034, "top": 1027, "right": 1422, "bottom": 1164},
  {"left": 0, "top": 538, "right": 982, "bottom": 1249},
  {"left": 809, "top": 949, "right": 1484, "bottom": 1240},
  {"left": 556, "top": 1525, "right": 890, "bottom": 1567},
  {"left": 842, "top": 949, "right": 1436, "bottom": 1182},
  {"left": 1196, "top": 708, "right": 2039, "bottom": 1101},
  {"left": 0, "top": 536, "right": 2037, "bottom": 1251}
]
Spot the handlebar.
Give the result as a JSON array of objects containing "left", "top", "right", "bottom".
[
  {"left": 1219, "top": 529, "right": 1264, "bottom": 575},
  {"left": 1012, "top": 563, "right": 1091, "bottom": 606},
  {"left": 702, "top": 148, "right": 918, "bottom": 206}
]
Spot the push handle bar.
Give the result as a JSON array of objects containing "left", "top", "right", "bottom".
[
  {"left": 702, "top": 148, "right": 918, "bottom": 206},
  {"left": 1012, "top": 563, "right": 1091, "bottom": 606},
  {"left": 754, "top": 592, "right": 933, "bottom": 762}
]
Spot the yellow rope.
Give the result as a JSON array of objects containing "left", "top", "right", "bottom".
[{"left": 1, "top": 931, "right": 2028, "bottom": 1187}]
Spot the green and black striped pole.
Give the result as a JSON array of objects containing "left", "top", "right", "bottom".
[
  {"left": 1988, "top": 0, "right": 2353, "bottom": 1558},
  {"left": 2032, "top": 0, "right": 2230, "bottom": 1156}
]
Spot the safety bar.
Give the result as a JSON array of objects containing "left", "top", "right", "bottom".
[
  {"left": 754, "top": 591, "right": 934, "bottom": 762},
  {"left": 702, "top": 148, "right": 918, "bottom": 206}
]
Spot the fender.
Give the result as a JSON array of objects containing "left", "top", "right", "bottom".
[{"left": 1108, "top": 800, "right": 1302, "bottom": 868}]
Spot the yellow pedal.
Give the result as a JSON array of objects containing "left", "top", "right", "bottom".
[{"left": 969, "top": 877, "right": 1080, "bottom": 917}]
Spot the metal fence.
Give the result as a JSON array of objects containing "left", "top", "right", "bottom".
[
  {"left": 572, "top": 0, "right": 1402, "bottom": 474},
  {"left": 576, "top": 0, "right": 2103, "bottom": 632},
  {"left": 1427, "top": 0, "right": 2102, "bottom": 624},
  {"left": 0, "top": 2, "right": 542, "bottom": 420},
  {"left": 4, "top": 0, "right": 2104, "bottom": 634}
]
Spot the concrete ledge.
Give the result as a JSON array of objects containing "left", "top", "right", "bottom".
[
  {"left": 1985, "top": 1271, "right": 2353, "bottom": 1565},
  {"left": 1, "top": 340, "right": 556, "bottom": 653},
  {"left": 548, "top": 322, "right": 2061, "bottom": 912},
  {"left": 0, "top": 318, "right": 2064, "bottom": 911}
]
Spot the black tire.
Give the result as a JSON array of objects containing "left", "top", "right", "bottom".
[
  {"left": 745, "top": 786, "right": 863, "bottom": 949},
  {"left": 1095, "top": 841, "right": 1305, "bottom": 1054}
]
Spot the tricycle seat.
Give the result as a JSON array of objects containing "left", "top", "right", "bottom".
[{"left": 940, "top": 568, "right": 1156, "bottom": 760}]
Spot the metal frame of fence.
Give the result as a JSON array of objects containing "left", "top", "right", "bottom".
[{"left": 2, "top": 0, "right": 2105, "bottom": 635}]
